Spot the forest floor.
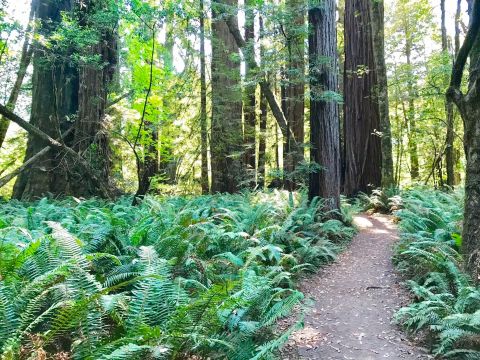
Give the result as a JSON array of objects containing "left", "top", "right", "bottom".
[{"left": 279, "top": 214, "right": 433, "bottom": 359}]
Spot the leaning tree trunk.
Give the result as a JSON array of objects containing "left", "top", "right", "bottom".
[
  {"left": 210, "top": 0, "right": 243, "bottom": 193},
  {"left": 448, "top": 0, "right": 480, "bottom": 280},
  {"left": 343, "top": 0, "right": 382, "bottom": 196},
  {"left": 370, "top": 0, "right": 394, "bottom": 188},
  {"left": 283, "top": 0, "right": 305, "bottom": 191},
  {"left": 308, "top": 0, "right": 341, "bottom": 211},
  {"left": 0, "top": 0, "right": 35, "bottom": 148}
]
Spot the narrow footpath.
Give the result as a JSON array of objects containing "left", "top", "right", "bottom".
[{"left": 281, "top": 214, "right": 432, "bottom": 359}]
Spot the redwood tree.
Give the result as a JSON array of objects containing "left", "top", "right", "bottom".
[
  {"left": 308, "top": 0, "right": 341, "bottom": 211},
  {"left": 343, "top": 0, "right": 382, "bottom": 196},
  {"left": 13, "top": 0, "right": 117, "bottom": 200},
  {"left": 448, "top": 0, "right": 480, "bottom": 280},
  {"left": 210, "top": 0, "right": 243, "bottom": 193}
]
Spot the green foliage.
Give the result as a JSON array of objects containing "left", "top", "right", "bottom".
[
  {"left": 393, "top": 189, "right": 480, "bottom": 358},
  {"left": 0, "top": 191, "right": 353, "bottom": 359}
]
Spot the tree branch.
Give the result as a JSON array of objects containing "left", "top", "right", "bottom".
[
  {"left": 450, "top": 0, "right": 480, "bottom": 90},
  {"left": 0, "top": 127, "right": 74, "bottom": 189},
  {"left": 0, "top": 104, "right": 112, "bottom": 198},
  {"left": 225, "top": 14, "right": 293, "bottom": 142}
]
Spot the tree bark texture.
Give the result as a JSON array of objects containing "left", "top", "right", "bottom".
[
  {"left": 13, "top": 0, "right": 78, "bottom": 200},
  {"left": 210, "top": 0, "right": 244, "bottom": 193},
  {"left": 13, "top": 0, "right": 117, "bottom": 200},
  {"left": 343, "top": 0, "right": 382, "bottom": 196},
  {"left": 283, "top": 0, "right": 305, "bottom": 190},
  {"left": 448, "top": 0, "right": 480, "bottom": 280},
  {"left": 370, "top": 0, "right": 394, "bottom": 188},
  {"left": 308, "top": 0, "right": 341, "bottom": 211}
]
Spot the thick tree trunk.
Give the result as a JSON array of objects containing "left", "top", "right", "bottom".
[
  {"left": 448, "top": 0, "right": 480, "bottom": 280},
  {"left": 370, "top": 0, "right": 394, "bottom": 188},
  {"left": 210, "top": 0, "right": 243, "bottom": 193},
  {"left": 13, "top": 0, "right": 117, "bottom": 200},
  {"left": 200, "top": 0, "right": 209, "bottom": 194},
  {"left": 13, "top": 0, "right": 78, "bottom": 200},
  {"left": 308, "top": 0, "right": 341, "bottom": 211},
  {"left": 0, "top": 0, "right": 35, "bottom": 148},
  {"left": 343, "top": 0, "right": 382, "bottom": 196},
  {"left": 283, "top": 0, "right": 305, "bottom": 190},
  {"left": 71, "top": 33, "right": 117, "bottom": 197},
  {"left": 243, "top": 0, "right": 256, "bottom": 186}
]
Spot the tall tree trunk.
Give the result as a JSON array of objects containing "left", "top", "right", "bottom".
[
  {"left": 13, "top": 0, "right": 117, "bottom": 200},
  {"left": 210, "top": 0, "right": 243, "bottom": 193},
  {"left": 343, "top": 0, "right": 382, "bottom": 196},
  {"left": 200, "top": 0, "right": 209, "bottom": 194},
  {"left": 283, "top": 0, "right": 305, "bottom": 190},
  {"left": 442, "top": 0, "right": 456, "bottom": 187},
  {"left": 71, "top": 1, "right": 117, "bottom": 197},
  {"left": 405, "top": 27, "right": 420, "bottom": 181},
  {"left": 370, "top": 0, "right": 394, "bottom": 188},
  {"left": 448, "top": 0, "right": 480, "bottom": 280},
  {"left": 0, "top": 0, "right": 35, "bottom": 148},
  {"left": 258, "top": 15, "right": 267, "bottom": 189},
  {"left": 308, "top": 0, "right": 341, "bottom": 211},
  {"left": 13, "top": 0, "right": 78, "bottom": 200},
  {"left": 243, "top": 0, "right": 256, "bottom": 187}
]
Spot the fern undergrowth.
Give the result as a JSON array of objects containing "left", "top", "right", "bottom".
[
  {"left": 393, "top": 188, "right": 480, "bottom": 359},
  {"left": 0, "top": 191, "right": 354, "bottom": 359}
]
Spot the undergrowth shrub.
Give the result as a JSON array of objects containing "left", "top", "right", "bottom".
[
  {"left": 0, "top": 191, "right": 354, "bottom": 359},
  {"left": 393, "top": 189, "right": 480, "bottom": 359}
]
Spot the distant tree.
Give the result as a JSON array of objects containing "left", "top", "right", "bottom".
[
  {"left": 283, "top": 0, "right": 305, "bottom": 190},
  {"left": 200, "top": 0, "right": 209, "bottom": 194},
  {"left": 370, "top": 0, "right": 394, "bottom": 188}
]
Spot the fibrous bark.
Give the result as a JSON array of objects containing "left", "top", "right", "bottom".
[
  {"left": 210, "top": 0, "right": 243, "bottom": 193},
  {"left": 13, "top": 0, "right": 117, "bottom": 200},
  {"left": 283, "top": 0, "right": 305, "bottom": 190},
  {"left": 343, "top": 0, "right": 382, "bottom": 196},
  {"left": 448, "top": 0, "right": 480, "bottom": 280},
  {"left": 308, "top": 0, "right": 341, "bottom": 211},
  {"left": 370, "top": 0, "right": 394, "bottom": 188}
]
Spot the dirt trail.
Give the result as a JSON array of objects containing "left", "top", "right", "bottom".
[{"left": 281, "top": 214, "right": 432, "bottom": 359}]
